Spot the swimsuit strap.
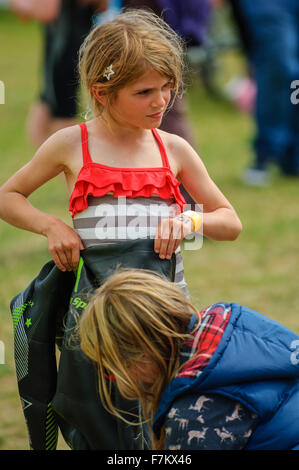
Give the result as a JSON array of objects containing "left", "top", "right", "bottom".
[
  {"left": 79, "top": 123, "right": 171, "bottom": 169},
  {"left": 152, "top": 128, "right": 171, "bottom": 169},
  {"left": 79, "top": 122, "right": 93, "bottom": 165}
]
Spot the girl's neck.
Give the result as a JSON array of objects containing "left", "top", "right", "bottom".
[{"left": 94, "top": 115, "right": 149, "bottom": 145}]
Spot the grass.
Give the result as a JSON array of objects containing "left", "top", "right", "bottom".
[{"left": 0, "top": 10, "right": 299, "bottom": 450}]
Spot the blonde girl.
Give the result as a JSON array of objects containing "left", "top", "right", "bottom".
[
  {"left": 78, "top": 268, "right": 299, "bottom": 451},
  {"left": 0, "top": 9, "right": 241, "bottom": 295},
  {"left": 79, "top": 268, "right": 199, "bottom": 449}
]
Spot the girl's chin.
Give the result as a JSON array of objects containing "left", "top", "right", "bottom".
[{"left": 143, "top": 119, "right": 163, "bottom": 130}]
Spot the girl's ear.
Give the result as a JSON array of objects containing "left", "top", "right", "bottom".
[{"left": 92, "top": 85, "right": 107, "bottom": 106}]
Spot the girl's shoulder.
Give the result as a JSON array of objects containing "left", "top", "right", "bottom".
[
  {"left": 157, "top": 129, "right": 198, "bottom": 165},
  {"left": 49, "top": 124, "right": 81, "bottom": 153},
  {"left": 158, "top": 129, "right": 194, "bottom": 153},
  {"left": 37, "top": 124, "right": 82, "bottom": 167},
  {"left": 157, "top": 128, "right": 189, "bottom": 148}
]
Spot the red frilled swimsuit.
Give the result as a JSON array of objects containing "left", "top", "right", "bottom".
[{"left": 69, "top": 123, "right": 186, "bottom": 218}]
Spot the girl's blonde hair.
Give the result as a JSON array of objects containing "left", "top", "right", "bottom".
[
  {"left": 78, "top": 8, "right": 186, "bottom": 118},
  {"left": 79, "top": 268, "right": 200, "bottom": 449}
]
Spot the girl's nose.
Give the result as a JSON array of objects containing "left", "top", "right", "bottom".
[{"left": 152, "top": 91, "right": 167, "bottom": 108}]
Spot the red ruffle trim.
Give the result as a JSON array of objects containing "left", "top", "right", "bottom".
[{"left": 69, "top": 164, "right": 186, "bottom": 217}]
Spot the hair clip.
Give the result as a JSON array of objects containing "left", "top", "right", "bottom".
[{"left": 103, "top": 64, "right": 115, "bottom": 81}]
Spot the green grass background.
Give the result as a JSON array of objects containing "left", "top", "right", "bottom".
[{"left": 0, "top": 10, "right": 299, "bottom": 450}]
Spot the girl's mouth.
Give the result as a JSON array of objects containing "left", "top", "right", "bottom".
[{"left": 147, "top": 111, "right": 163, "bottom": 119}]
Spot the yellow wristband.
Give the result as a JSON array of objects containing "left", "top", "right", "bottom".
[{"left": 184, "top": 211, "right": 202, "bottom": 232}]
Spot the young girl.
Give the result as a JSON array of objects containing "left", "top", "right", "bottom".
[
  {"left": 78, "top": 268, "right": 299, "bottom": 451},
  {"left": 0, "top": 9, "right": 241, "bottom": 297}
]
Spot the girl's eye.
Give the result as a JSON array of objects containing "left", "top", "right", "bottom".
[{"left": 136, "top": 83, "right": 171, "bottom": 95}]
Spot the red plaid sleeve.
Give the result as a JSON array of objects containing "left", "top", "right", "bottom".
[{"left": 177, "top": 303, "right": 231, "bottom": 379}]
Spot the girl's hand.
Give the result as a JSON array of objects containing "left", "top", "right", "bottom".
[
  {"left": 43, "top": 218, "right": 85, "bottom": 272},
  {"left": 154, "top": 214, "right": 194, "bottom": 259}
]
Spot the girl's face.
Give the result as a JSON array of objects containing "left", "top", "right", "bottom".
[
  {"left": 126, "top": 358, "right": 160, "bottom": 386},
  {"left": 108, "top": 69, "right": 172, "bottom": 130},
  {"left": 113, "top": 357, "right": 160, "bottom": 400}
]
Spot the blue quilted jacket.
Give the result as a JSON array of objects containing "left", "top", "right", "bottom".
[{"left": 153, "top": 302, "right": 299, "bottom": 450}]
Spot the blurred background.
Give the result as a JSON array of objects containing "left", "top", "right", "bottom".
[{"left": 0, "top": 0, "right": 299, "bottom": 450}]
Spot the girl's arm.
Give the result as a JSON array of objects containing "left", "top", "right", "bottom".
[
  {"left": 155, "top": 135, "right": 242, "bottom": 259},
  {"left": 177, "top": 137, "right": 242, "bottom": 241},
  {"left": 0, "top": 130, "right": 84, "bottom": 272}
]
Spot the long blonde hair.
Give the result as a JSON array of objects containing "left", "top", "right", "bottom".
[
  {"left": 79, "top": 268, "right": 200, "bottom": 448},
  {"left": 78, "top": 8, "right": 186, "bottom": 119}
]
